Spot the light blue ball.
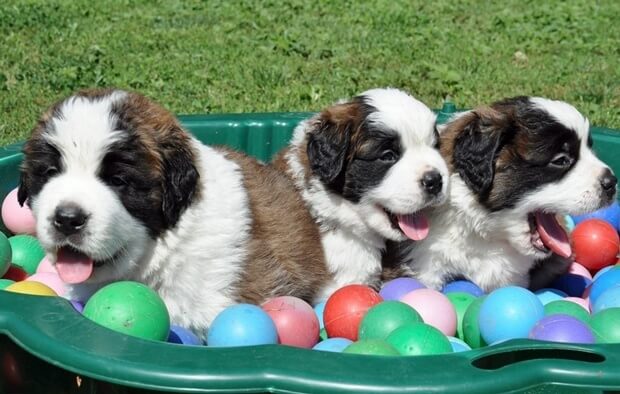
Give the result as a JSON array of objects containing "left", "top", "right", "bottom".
[
  {"left": 572, "top": 201, "right": 620, "bottom": 231},
  {"left": 442, "top": 280, "right": 485, "bottom": 297},
  {"left": 448, "top": 336, "right": 472, "bottom": 352},
  {"left": 207, "top": 304, "right": 278, "bottom": 347},
  {"left": 593, "top": 286, "right": 620, "bottom": 313},
  {"left": 312, "top": 337, "right": 353, "bottom": 352},
  {"left": 168, "top": 325, "right": 203, "bottom": 346},
  {"left": 589, "top": 267, "right": 620, "bottom": 305},
  {"left": 535, "top": 288, "right": 568, "bottom": 305},
  {"left": 563, "top": 215, "right": 576, "bottom": 233},
  {"left": 478, "top": 286, "right": 544, "bottom": 344},
  {"left": 314, "top": 301, "right": 326, "bottom": 329},
  {"left": 593, "top": 265, "right": 615, "bottom": 282}
]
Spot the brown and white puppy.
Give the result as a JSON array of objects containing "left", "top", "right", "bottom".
[
  {"left": 18, "top": 88, "right": 329, "bottom": 334},
  {"left": 390, "top": 96, "right": 617, "bottom": 291},
  {"left": 274, "top": 88, "right": 449, "bottom": 299}
]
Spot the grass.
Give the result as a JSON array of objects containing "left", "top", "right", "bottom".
[{"left": 0, "top": 0, "right": 618, "bottom": 145}]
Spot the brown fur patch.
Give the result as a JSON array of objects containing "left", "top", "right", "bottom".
[{"left": 223, "top": 148, "right": 329, "bottom": 305}]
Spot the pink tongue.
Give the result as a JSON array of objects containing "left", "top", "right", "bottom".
[
  {"left": 397, "top": 212, "right": 430, "bottom": 241},
  {"left": 55, "top": 247, "right": 94, "bottom": 284},
  {"left": 535, "top": 212, "right": 572, "bottom": 258}
]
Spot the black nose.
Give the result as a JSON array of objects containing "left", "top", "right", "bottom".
[
  {"left": 421, "top": 170, "right": 443, "bottom": 196},
  {"left": 600, "top": 169, "right": 617, "bottom": 194},
  {"left": 53, "top": 204, "right": 88, "bottom": 235}
]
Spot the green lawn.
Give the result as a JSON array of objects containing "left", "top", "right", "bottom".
[{"left": 1, "top": 0, "right": 618, "bottom": 145}]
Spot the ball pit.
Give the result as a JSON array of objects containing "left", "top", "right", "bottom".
[
  {"left": 400, "top": 288, "right": 457, "bottom": 336},
  {"left": 5, "top": 280, "right": 57, "bottom": 296},
  {"left": 462, "top": 296, "right": 488, "bottom": 348},
  {"left": 1, "top": 188, "right": 36, "bottom": 235},
  {"left": 342, "top": 339, "right": 399, "bottom": 356},
  {"left": 385, "top": 322, "right": 453, "bottom": 356},
  {"left": 168, "top": 325, "right": 203, "bottom": 346},
  {"left": 379, "top": 277, "right": 425, "bottom": 300},
  {"left": 323, "top": 284, "right": 383, "bottom": 341},
  {"left": 358, "top": 300, "right": 421, "bottom": 341},
  {"left": 7, "top": 235, "right": 45, "bottom": 275},
  {"left": 571, "top": 219, "right": 619, "bottom": 270},
  {"left": 442, "top": 280, "right": 484, "bottom": 297},
  {"left": 446, "top": 292, "right": 476, "bottom": 340},
  {"left": 448, "top": 336, "right": 472, "bottom": 352},
  {"left": 26, "top": 272, "right": 66, "bottom": 296},
  {"left": 592, "top": 286, "right": 620, "bottom": 313},
  {"left": 535, "top": 288, "right": 568, "bottom": 305},
  {"left": 529, "top": 314, "right": 595, "bottom": 344},
  {"left": 262, "top": 296, "right": 319, "bottom": 348},
  {"left": 207, "top": 304, "right": 277, "bottom": 347},
  {"left": 544, "top": 300, "right": 590, "bottom": 324},
  {"left": 588, "top": 267, "right": 620, "bottom": 305},
  {"left": 312, "top": 337, "right": 353, "bottom": 352},
  {"left": 589, "top": 308, "right": 620, "bottom": 343}
]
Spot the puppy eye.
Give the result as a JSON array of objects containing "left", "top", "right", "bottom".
[
  {"left": 44, "top": 166, "right": 59, "bottom": 177},
  {"left": 549, "top": 154, "right": 572, "bottom": 168},
  {"left": 379, "top": 150, "right": 398, "bottom": 162}
]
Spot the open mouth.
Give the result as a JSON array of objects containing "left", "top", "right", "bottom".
[
  {"left": 384, "top": 209, "right": 430, "bottom": 241},
  {"left": 55, "top": 245, "right": 123, "bottom": 284},
  {"left": 528, "top": 212, "right": 572, "bottom": 258}
]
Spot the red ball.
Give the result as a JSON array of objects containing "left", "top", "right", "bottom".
[
  {"left": 571, "top": 219, "right": 620, "bottom": 270},
  {"left": 323, "top": 284, "right": 383, "bottom": 341},
  {"left": 2, "top": 265, "right": 28, "bottom": 282},
  {"left": 262, "top": 296, "right": 319, "bottom": 348}
]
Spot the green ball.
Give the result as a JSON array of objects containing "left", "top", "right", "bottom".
[
  {"left": 0, "top": 232, "right": 11, "bottom": 277},
  {"left": 343, "top": 339, "right": 399, "bottom": 356},
  {"left": 8, "top": 234, "right": 44, "bottom": 275},
  {"left": 320, "top": 327, "right": 328, "bottom": 341},
  {"left": 544, "top": 300, "right": 590, "bottom": 324},
  {"left": 385, "top": 322, "right": 452, "bottom": 356},
  {"left": 446, "top": 292, "right": 476, "bottom": 340},
  {"left": 83, "top": 281, "right": 170, "bottom": 341},
  {"left": 358, "top": 301, "right": 422, "bottom": 341},
  {"left": 0, "top": 278, "right": 15, "bottom": 289},
  {"left": 462, "top": 296, "right": 488, "bottom": 348},
  {"left": 590, "top": 308, "right": 620, "bottom": 343}
]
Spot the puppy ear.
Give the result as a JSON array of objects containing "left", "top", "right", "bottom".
[
  {"left": 160, "top": 134, "right": 199, "bottom": 228},
  {"left": 306, "top": 112, "right": 352, "bottom": 191},
  {"left": 17, "top": 170, "right": 30, "bottom": 207},
  {"left": 452, "top": 110, "right": 510, "bottom": 196}
]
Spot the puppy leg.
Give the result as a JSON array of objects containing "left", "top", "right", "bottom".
[{"left": 528, "top": 254, "right": 572, "bottom": 291}]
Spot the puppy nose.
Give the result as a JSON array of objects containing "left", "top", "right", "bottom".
[
  {"left": 54, "top": 204, "right": 88, "bottom": 235},
  {"left": 600, "top": 169, "right": 617, "bottom": 193},
  {"left": 421, "top": 170, "right": 443, "bottom": 196}
]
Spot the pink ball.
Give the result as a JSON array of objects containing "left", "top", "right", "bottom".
[
  {"left": 569, "top": 262, "right": 593, "bottom": 280},
  {"left": 27, "top": 272, "right": 67, "bottom": 296},
  {"left": 35, "top": 256, "right": 57, "bottom": 274},
  {"left": 400, "top": 288, "right": 457, "bottom": 336},
  {"left": 564, "top": 296, "right": 590, "bottom": 312},
  {"left": 262, "top": 296, "right": 319, "bottom": 348},
  {"left": 2, "top": 188, "right": 36, "bottom": 235}
]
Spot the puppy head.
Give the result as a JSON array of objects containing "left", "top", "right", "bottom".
[
  {"left": 306, "top": 88, "right": 448, "bottom": 242},
  {"left": 18, "top": 89, "right": 199, "bottom": 284},
  {"left": 442, "top": 96, "right": 616, "bottom": 259}
]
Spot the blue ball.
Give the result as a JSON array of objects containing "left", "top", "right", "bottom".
[
  {"left": 593, "top": 265, "right": 615, "bottom": 282},
  {"left": 592, "top": 286, "right": 620, "bottom": 313},
  {"left": 207, "top": 304, "right": 278, "bottom": 347},
  {"left": 551, "top": 274, "right": 592, "bottom": 297},
  {"left": 312, "top": 337, "right": 353, "bottom": 352},
  {"left": 314, "top": 301, "right": 326, "bottom": 329},
  {"left": 448, "top": 336, "right": 472, "bottom": 352},
  {"left": 478, "top": 286, "right": 545, "bottom": 344},
  {"left": 563, "top": 215, "right": 576, "bottom": 233},
  {"left": 535, "top": 288, "right": 568, "bottom": 305},
  {"left": 168, "top": 325, "right": 203, "bottom": 346},
  {"left": 442, "top": 280, "right": 485, "bottom": 297},
  {"left": 589, "top": 267, "right": 620, "bottom": 305},
  {"left": 572, "top": 201, "right": 620, "bottom": 231}
]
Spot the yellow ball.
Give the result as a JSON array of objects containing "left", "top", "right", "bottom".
[{"left": 5, "top": 280, "right": 58, "bottom": 296}]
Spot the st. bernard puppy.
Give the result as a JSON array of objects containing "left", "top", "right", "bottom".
[
  {"left": 389, "top": 96, "right": 617, "bottom": 291},
  {"left": 273, "top": 88, "right": 449, "bottom": 299},
  {"left": 17, "top": 88, "right": 329, "bottom": 334}
]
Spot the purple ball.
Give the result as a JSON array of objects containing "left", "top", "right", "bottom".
[
  {"left": 70, "top": 300, "right": 84, "bottom": 313},
  {"left": 168, "top": 325, "right": 203, "bottom": 345},
  {"left": 529, "top": 314, "right": 595, "bottom": 344},
  {"left": 380, "top": 277, "right": 426, "bottom": 300},
  {"left": 442, "top": 280, "right": 485, "bottom": 297},
  {"left": 551, "top": 274, "right": 592, "bottom": 297}
]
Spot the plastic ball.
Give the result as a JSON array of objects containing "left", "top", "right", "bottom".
[
  {"left": 551, "top": 274, "right": 592, "bottom": 297},
  {"left": 168, "top": 325, "right": 203, "bottom": 346},
  {"left": 571, "top": 219, "right": 619, "bottom": 270},
  {"left": 379, "top": 277, "right": 425, "bottom": 300},
  {"left": 592, "top": 286, "right": 620, "bottom": 313},
  {"left": 0, "top": 232, "right": 11, "bottom": 277},
  {"left": 590, "top": 308, "right": 620, "bottom": 343},
  {"left": 8, "top": 235, "right": 45, "bottom": 275},
  {"left": 572, "top": 201, "right": 620, "bottom": 231},
  {"left": 564, "top": 297, "right": 591, "bottom": 312},
  {"left": 83, "top": 281, "right": 170, "bottom": 342},
  {"left": 442, "top": 280, "right": 484, "bottom": 297},
  {"left": 529, "top": 314, "right": 595, "bottom": 344},
  {"left": 2, "top": 264, "right": 27, "bottom": 282},
  {"left": 593, "top": 265, "right": 615, "bottom": 282},
  {"left": 5, "top": 280, "right": 57, "bottom": 296},
  {"left": 544, "top": 300, "right": 590, "bottom": 324},
  {"left": 262, "top": 296, "right": 319, "bottom": 348},
  {"left": 462, "top": 296, "right": 488, "bottom": 348},
  {"left": 27, "top": 272, "right": 66, "bottom": 296},
  {"left": 400, "top": 288, "right": 457, "bottom": 336},
  {"left": 323, "top": 284, "right": 383, "bottom": 341},
  {"left": 385, "top": 322, "right": 453, "bottom": 356},
  {"left": 448, "top": 336, "right": 472, "bottom": 352},
  {"left": 70, "top": 300, "right": 84, "bottom": 313},
  {"left": 1, "top": 188, "right": 36, "bottom": 235},
  {"left": 568, "top": 262, "right": 593, "bottom": 280},
  {"left": 588, "top": 267, "right": 620, "bottom": 305},
  {"left": 312, "top": 338, "right": 353, "bottom": 352},
  {"left": 535, "top": 288, "right": 568, "bottom": 305},
  {"left": 313, "top": 301, "right": 326, "bottom": 329},
  {"left": 478, "top": 286, "right": 544, "bottom": 344},
  {"left": 358, "top": 301, "right": 421, "bottom": 341},
  {"left": 446, "top": 292, "right": 476, "bottom": 340},
  {"left": 342, "top": 339, "right": 399, "bottom": 356},
  {"left": 0, "top": 278, "right": 15, "bottom": 289},
  {"left": 207, "top": 304, "right": 277, "bottom": 347},
  {"left": 563, "top": 215, "right": 576, "bottom": 233},
  {"left": 35, "top": 256, "right": 56, "bottom": 274}
]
